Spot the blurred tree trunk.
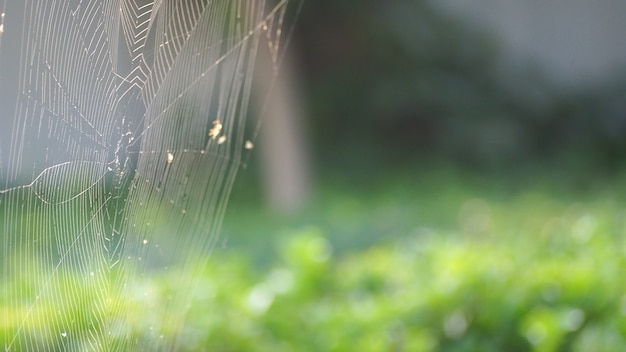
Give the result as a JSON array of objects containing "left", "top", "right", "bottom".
[{"left": 257, "top": 48, "right": 312, "bottom": 214}]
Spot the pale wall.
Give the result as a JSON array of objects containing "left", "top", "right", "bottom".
[{"left": 432, "top": 0, "right": 626, "bottom": 88}]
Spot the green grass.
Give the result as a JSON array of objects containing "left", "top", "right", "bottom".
[
  {"left": 213, "top": 164, "right": 626, "bottom": 351},
  {"left": 3, "top": 165, "right": 626, "bottom": 350},
  {"left": 222, "top": 162, "right": 626, "bottom": 258}
]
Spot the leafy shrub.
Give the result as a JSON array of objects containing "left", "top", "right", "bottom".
[
  {"left": 3, "top": 174, "right": 626, "bottom": 351},
  {"left": 178, "top": 222, "right": 625, "bottom": 351}
]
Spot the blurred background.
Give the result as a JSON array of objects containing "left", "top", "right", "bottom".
[
  {"left": 213, "top": 0, "right": 626, "bottom": 350},
  {"left": 243, "top": 0, "right": 626, "bottom": 214},
  {"left": 2, "top": 0, "right": 626, "bottom": 350},
  {"left": 226, "top": 0, "right": 626, "bottom": 239}
]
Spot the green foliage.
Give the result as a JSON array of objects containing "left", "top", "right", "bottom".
[
  {"left": 191, "top": 218, "right": 625, "bottom": 351},
  {"left": 3, "top": 169, "right": 626, "bottom": 350},
  {"left": 6, "top": 216, "right": 624, "bottom": 350},
  {"left": 296, "top": 1, "right": 626, "bottom": 169}
]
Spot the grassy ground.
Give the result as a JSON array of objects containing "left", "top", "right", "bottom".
[
  {"left": 221, "top": 161, "right": 626, "bottom": 261},
  {"left": 207, "top": 163, "right": 626, "bottom": 351},
  {"left": 3, "top": 163, "right": 626, "bottom": 350}
]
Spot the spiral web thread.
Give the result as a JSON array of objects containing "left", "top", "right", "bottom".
[{"left": 0, "top": 0, "right": 295, "bottom": 350}]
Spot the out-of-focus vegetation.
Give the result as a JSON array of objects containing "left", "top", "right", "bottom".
[
  {"left": 3, "top": 167, "right": 626, "bottom": 351},
  {"left": 295, "top": 1, "right": 626, "bottom": 170},
  {"left": 189, "top": 1, "right": 626, "bottom": 348},
  {"left": 220, "top": 162, "right": 626, "bottom": 352},
  {"left": 3, "top": 1, "right": 626, "bottom": 350}
]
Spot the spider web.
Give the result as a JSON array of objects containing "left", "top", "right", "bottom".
[{"left": 0, "top": 0, "right": 297, "bottom": 350}]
